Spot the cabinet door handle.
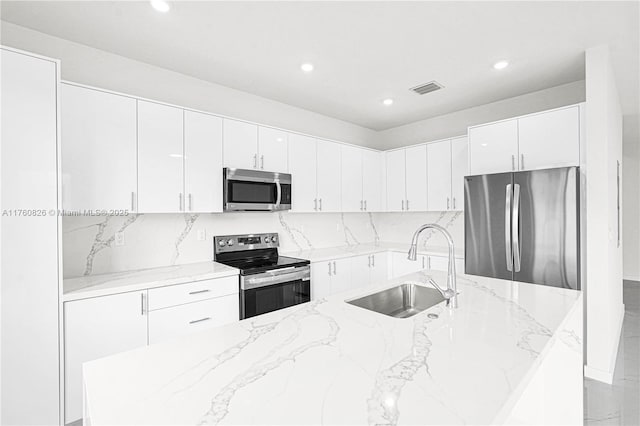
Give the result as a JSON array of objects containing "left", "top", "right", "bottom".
[
  {"left": 406, "top": 199, "right": 410, "bottom": 211},
  {"left": 188, "top": 289, "right": 210, "bottom": 295},
  {"left": 368, "top": 255, "right": 371, "bottom": 267},
  {"left": 328, "top": 262, "right": 332, "bottom": 276},
  {"left": 372, "top": 254, "right": 375, "bottom": 267},
  {"left": 314, "top": 198, "right": 318, "bottom": 211},
  {"left": 428, "top": 256, "right": 432, "bottom": 270},
  {"left": 179, "top": 193, "right": 183, "bottom": 211},
  {"left": 520, "top": 154, "right": 524, "bottom": 170},
  {"left": 401, "top": 200, "right": 405, "bottom": 211},
  {"left": 364, "top": 200, "right": 367, "bottom": 211},
  {"left": 511, "top": 155, "right": 515, "bottom": 171},
  {"left": 253, "top": 154, "right": 257, "bottom": 168},
  {"left": 131, "top": 191, "right": 136, "bottom": 212},
  {"left": 422, "top": 256, "right": 425, "bottom": 269},
  {"left": 189, "top": 317, "right": 211, "bottom": 325},
  {"left": 261, "top": 155, "right": 264, "bottom": 169},
  {"left": 453, "top": 197, "right": 456, "bottom": 210},
  {"left": 332, "top": 261, "right": 337, "bottom": 275},
  {"left": 447, "top": 197, "right": 450, "bottom": 210},
  {"left": 188, "top": 193, "right": 193, "bottom": 211},
  {"left": 360, "top": 200, "right": 363, "bottom": 211},
  {"left": 140, "top": 292, "right": 146, "bottom": 316},
  {"left": 319, "top": 198, "right": 323, "bottom": 211}
]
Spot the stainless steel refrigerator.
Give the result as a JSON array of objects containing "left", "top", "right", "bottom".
[{"left": 464, "top": 166, "right": 580, "bottom": 290}]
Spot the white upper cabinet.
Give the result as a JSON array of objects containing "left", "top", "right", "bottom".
[
  {"left": 517, "top": 106, "right": 580, "bottom": 170},
  {"left": 405, "top": 144, "right": 428, "bottom": 211},
  {"left": 450, "top": 136, "right": 468, "bottom": 211},
  {"left": 469, "top": 119, "right": 518, "bottom": 175},
  {"left": 386, "top": 149, "right": 406, "bottom": 212},
  {"left": 61, "top": 84, "right": 137, "bottom": 211},
  {"left": 316, "top": 140, "right": 342, "bottom": 212},
  {"left": 427, "top": 140, "right": 452, "bottom": 211},
  {"left": 341, "top": 145, "right": 363, "bottom": 212},
  {"left": 288, "top": 133, "right": 317, "bottom": 212},
  {"left": 137, "top": 100, "right": 184, "bottom": 213},
  {"left": 257, "top": 126, "right": 288, "bottom": 172},
  {"left": 223, "top": 119, "right": 258, "bottom": 169},
  {"left": 362, "top": 149, "right": 383, "bottom": 212},
  {"left": 469, "top": 105, "right": 581, "bottom": 175},
  {"left": 184, "top": 111, "right": 223, "bottom": 213}
]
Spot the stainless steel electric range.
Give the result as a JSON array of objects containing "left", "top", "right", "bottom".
[{"left": 213, "top": 233, "right": 311, "bottom": 319}]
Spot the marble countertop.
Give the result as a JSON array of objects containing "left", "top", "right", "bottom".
[
  {"left": 63, "top": 261, "right": 239, "bottom": 302},
  {"left": 282, "top": 241, "right": 464, "bottom": 262},
  {"left": 82, "top": 270, "right": 581, "bottom": 425}
]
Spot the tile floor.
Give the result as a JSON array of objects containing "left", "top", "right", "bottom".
[{"left": 584, "top": 280, "right": 640, "bottom": 425}]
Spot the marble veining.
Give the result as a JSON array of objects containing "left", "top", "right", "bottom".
[
  {"left": 367, "top": 213, "right": 381, "bottom": 246},
  {"left": 171, "top": 214, "right": 199, "bottom": 264},
  {"left": 198, "top": 301, "right": 339, "bottom": 425},
  {"left": 459, "top": 276, "right": 553, "bottom": 358},
  {"left": 62, "top": 211, "right": 463, "bottom": 278},
  {"left": 84, "top": 214, "right": 140, "bottom": 275},
  {"left": 277, "top": 212, "right": 314, "bottom": 251},
  {"left": 82, "top": 271, "right": 581, "bottom": 426},
  {"left": 341, "top": 213, "right": 360, "bottom": 246},
  {"left": 367, "top": 305, "right": 441, "bottom": 425}
]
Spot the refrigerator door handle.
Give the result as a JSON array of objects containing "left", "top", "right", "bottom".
[
  {"left": 505, "top": 184, "right": 513, "bottom": 272},
  {"left": 512, "top": 183, "right": 522, "bottom": 273}
]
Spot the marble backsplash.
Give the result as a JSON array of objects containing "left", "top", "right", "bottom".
[{"left": 62, "top": 211, "right": 464, "bottom": 278}]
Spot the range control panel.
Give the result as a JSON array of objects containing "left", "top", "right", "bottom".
[{"left": 214, "top": 233, "right": 279, "bottom": 254}]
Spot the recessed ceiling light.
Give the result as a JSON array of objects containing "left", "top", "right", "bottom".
[
  {"left": 300, "top": 63, "right": 314, "bottom": 73},
  {"left": 382, "top": 98, "right": 394, "bottom": 106},
  {"left": 493, "top": 60, "right": 509, "bottom": 70},
  {"left": 150, "top": 0, "right": 170, "bottom": 13}
]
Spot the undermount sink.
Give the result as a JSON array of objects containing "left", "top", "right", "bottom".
[{"left": 346, "top": 283, "right": 445, "bottom": 318}]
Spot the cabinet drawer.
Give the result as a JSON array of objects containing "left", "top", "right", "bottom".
[
  {"left": 148, "top": 295, "right": 239, "bottom": 345},
  {"left": 148, "top": 275, "right": 238, "bottom": 311}
]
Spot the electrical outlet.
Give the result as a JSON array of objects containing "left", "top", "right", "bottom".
[
  {"left": 115, "top": 231, "right": 125, "bottom": 246},
  {"left": 197, "top": 229, "right": 206, "bottom": 241}
]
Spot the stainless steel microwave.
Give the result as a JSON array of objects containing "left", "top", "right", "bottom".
[{"left": 223, "top": 168, "right": 292, "bottom": 212}]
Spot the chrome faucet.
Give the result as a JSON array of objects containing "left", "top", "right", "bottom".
[{"left": 407, "top": 223, "right": 458, "bottom": 308}]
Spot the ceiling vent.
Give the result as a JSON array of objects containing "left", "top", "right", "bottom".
[{"left": 410, "top": 81, "right": 444, "bottom": 95}]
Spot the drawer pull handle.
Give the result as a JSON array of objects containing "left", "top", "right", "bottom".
[
  {"left": 189, "top": 289, "right": 210, "bottom": 295},
  {"left": 189, "top": 317, "right": 211, "bottom": 325}
]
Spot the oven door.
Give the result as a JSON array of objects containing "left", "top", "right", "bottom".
[
  {"left": 240, "top": 266, "right": 311, "bottom": 319},
  {"left": 224, "top": 168, "right": 292, "bottom": 211}
]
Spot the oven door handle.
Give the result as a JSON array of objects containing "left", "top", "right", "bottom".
[
  {"left": 241, "top": 267, "right": 310, "bottom": 290},
  {"left": 275, "top": 180, "right": 282, "bottom": 207}
]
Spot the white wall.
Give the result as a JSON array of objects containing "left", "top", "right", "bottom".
[
  {"left": 584, "top": 45, "right": 624, "bottom": 384},
  {"left": 0, "top": 22, "right": 379, "bottom": 148},
  {"left": 623, "top": 114, "right": 640, "bottom": 281},
  {"left": 376, "top": 80, "right": 586, "bottom": 150}
]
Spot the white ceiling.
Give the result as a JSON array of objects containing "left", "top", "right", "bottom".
[{"left": 1, "top": 1, "right": 638, "bottom": 131}]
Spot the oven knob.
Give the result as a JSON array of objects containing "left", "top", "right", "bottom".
[
  {"left": 271, "top": 236, "right": 278, "bottom": 243},
  {"left": 218, "top": 240, "right": 226, "bottom": 247},
  {"left": 227, "top": 239, "right": 234, "bottom": 246}
]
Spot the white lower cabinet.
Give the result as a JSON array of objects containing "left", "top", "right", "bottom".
[
  {"left": 350, "top": 253, "right": 389, "bottom": 287},
  {"left": 64, "top": 291, "right": 148, "bottom": 424},
  {"left": 311, "top": 258, "right": 352, "bottom": 299},
  {"left": 64, "top": 275, "right": 240, "bottom": 424},
  {"left": 148, "top": 294, "right": 238, "bottom": 345}
]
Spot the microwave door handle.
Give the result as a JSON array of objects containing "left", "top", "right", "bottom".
[{"left": 275, "top": 180, "right": 282, "bottom": 207}]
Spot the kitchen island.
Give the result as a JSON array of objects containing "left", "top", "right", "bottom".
[{"left": 82, "top": 270, "right": 583, "bottom": 425}]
